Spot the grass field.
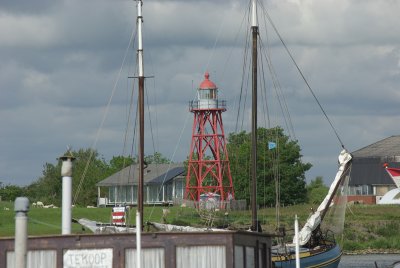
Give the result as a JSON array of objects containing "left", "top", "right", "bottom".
[{"left": 1, "top": 201, "right": 400, "bottom": 252}]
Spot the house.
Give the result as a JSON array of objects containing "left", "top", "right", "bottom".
[
  {"left": 349, "top": 136, "right": 400, "bottom": 204},
  {"left": 96, "top": 163, "right": 185, "bottom": 207}
]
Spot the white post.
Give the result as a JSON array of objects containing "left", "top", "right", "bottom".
[
  {"left": 97, "top": 186, "right": 101, "bottom": 207},
  {"left": 59, "top": 151, "right": 76, "bottom": 235},
  {"left": 172, "top": 180, "right": 176, "bottom": 200},
  {"left": 251, "top": 0, "right": 257, "bottom": 27},
  {"left": 15, "top": 197, "right": 29, "bottom": 268},
  {"left": 137, "top": 0, "right": 144, "bottom": 77},
  {"left": 62, "top": 175, "right": 72, "bottom": 234},
  {"left": 136, "top": 211, "right": 142, "bottom": 268},
  {"left": 295, "top": 215, "right": 300, "bottom": 268}
]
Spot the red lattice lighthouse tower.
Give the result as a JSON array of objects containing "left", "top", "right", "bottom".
[{"left": 185, "top": 72, "right": 235, "bottom": 202}]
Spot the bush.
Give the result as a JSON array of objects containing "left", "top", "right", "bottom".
[{"left": 0, "top": 185, "right": 24, "bottom": 202}]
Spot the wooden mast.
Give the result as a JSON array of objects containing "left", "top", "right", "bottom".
[
  {"left": 137, "top": 0, "right": 144, "bottom": 230},
  {"left": 250, "top": 0, "right": 260, "bottom": 232}
]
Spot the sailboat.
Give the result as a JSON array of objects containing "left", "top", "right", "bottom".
[
  {"left": 271, "top": 149, "right": 352, "bottom": 267},
  {"left": 242, "top": 0, "right": 353, "bottom": 267}
]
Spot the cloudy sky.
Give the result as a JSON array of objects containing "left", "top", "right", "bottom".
[{"left": 1, "top": 0, "right": 400, "bottom": 186}]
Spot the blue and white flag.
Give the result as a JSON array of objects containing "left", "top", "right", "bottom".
[{"left": 268, "top": 141, "right": 276, "bottom": 150}]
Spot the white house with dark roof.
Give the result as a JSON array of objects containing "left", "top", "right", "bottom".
[
  {"left": 96, "top": 163, "right": 185, "bottom": 206},
  {"left": 349, "top": 135, "right": 400, "bottom": 204}
]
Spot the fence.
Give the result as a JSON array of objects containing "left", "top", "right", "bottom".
[{"left": 173, "top": 198, "right": 247, "bottom": 211}]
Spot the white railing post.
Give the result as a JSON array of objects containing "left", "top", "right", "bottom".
[{"left": 15, "top": 197, "right": 29, "bottom": 268}]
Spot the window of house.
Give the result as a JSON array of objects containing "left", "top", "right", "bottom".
[
  {"left": 109, "top": 187, "right": 115, "bottom": 203},
  {"left": 166, "top": 183, "right": 173, "bottom": 201},
  {"left": 362, "top": 185, "right": 372, "bottom": 195},
  {"left": 349, "top": 185, "right": 372, "bottom": 195},
  {"left": 175, "top": 179, "right": 185, "bottom": 199},
  {"left": 148, "top": 185, "right": 161, "bottom": 203}
]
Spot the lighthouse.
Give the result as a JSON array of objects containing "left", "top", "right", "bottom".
[{"left": 185, "top": 72, "right": 235, "bottom": 204}]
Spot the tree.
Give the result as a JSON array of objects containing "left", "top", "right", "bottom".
[
  {"left": 227, "top": 127, "right": 311, "bottom": 207},
  {"left": 107, "top": 155, "right": 135, "bottom": 176},
  {"left": 0, "top": 184, "right": 24, "bottom": 202},
  {"left": 144, "top": 152, "right": 171, "bottom": 164},
  {"left": 70, "top": 149, "right": 109, "bottom": 206},
  {"left": 24, "top": 148, "right": 109, "bottom": 206},
  {"left": 306, "top": 176, "right": 329, "bottom": 205}
]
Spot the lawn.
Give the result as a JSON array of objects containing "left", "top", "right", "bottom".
[{"left": 0, "top": 201, "right": 205, "bottom": 237}]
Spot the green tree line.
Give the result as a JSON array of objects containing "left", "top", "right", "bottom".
[
  {"left": 1, "top": 127, "right": 329, "bottom": 207},
  {"left": 0, "top": 149, "right": 170, "bottom": 206}
]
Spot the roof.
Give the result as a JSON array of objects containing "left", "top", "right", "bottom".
[
  {"left": 349, "top": 136, "right": 400, "bottom": 186},
  {"left": 199, "top": 72, "right": 217, "bottom": 90},
  {"left": 349, "top": 157, "right": 398, "bottom": 186},
  {"left": 352, "top": 135, "right": 400, "bottom": 158},
  {"left": 96, "top": 163, "right": 185, "bottom": 187},
  {"left": 148, "top": 166, "right": 185, "bottom": 185}
]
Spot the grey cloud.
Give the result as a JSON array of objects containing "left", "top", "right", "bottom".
[
  {"left": 0, "top": 0, "right": 59, "bottom": 15},
  {"left": 1, "top": 0, "right": 400, "bottom": 187}
]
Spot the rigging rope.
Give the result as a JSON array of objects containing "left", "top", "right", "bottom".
[
  {"left": 235, "top": 10, "right": 252, "bottom": 133},
  {"left": 259, "top": 34, "right": 296, "bottom": 140},
  {"left": 116, "top": 56, "right": 139, "bottom": 215},
  {"left": 143, "top": 79, "right": 162, "bottom": 222},
  {"left": 147, "top": 112, "right": 191, "bottom": 222},
  {"left": 203, "top": 2, "right": 229, "bottom": 75},
  {"left": 73, "top": 23, "right": 137, "bottom": 206},
  {"left": 136, "top": 22, "right": 193, "bottom": 222},
  {"left": 114, "top": 62, "right": 138, "bottom": 216},
  {"left": 260, "top": 5, "right": 346, "bottom": 149},
  {"left": 258, "top": 44, "right": 284, "bottom": 227},
  {"left": 30, "top": 218, "right": 61, "bottom": 230},
  {"left": 146, "top": 50, "right": 161, "bottom": 158}
]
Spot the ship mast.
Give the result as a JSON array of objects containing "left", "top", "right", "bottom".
[
  {"left": 137, "top": 0, "right": 144, "bottom": 230},
  {"left": 250, "top": 0, "right": 260, "bottom": 232}
]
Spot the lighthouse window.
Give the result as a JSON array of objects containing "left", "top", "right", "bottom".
[
  {"left": 199, "top": 89, "right": 217, "bottom": 99},
  {"left": 210, "top": 90, "right": 216, "bottom": 99},
  {"left": 200, "top": 90, "right": 209, "bottom": 99}
]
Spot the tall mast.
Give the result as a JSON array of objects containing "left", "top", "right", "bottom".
[
  {"left": 250, "top": 0, "right": 260, "bottom": 232},
  {"left": 137, "top": 0, "right": 144, "bottom": 230}
]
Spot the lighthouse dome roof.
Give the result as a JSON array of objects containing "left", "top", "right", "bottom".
[{"left": 199, "top": 72, "right": 217, "bottom": 90}]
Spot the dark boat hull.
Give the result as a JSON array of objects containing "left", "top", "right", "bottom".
[{"left": 273, "top": 244, "right": 341, "bottom": 268}]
